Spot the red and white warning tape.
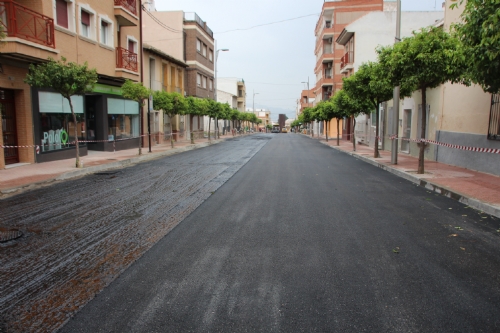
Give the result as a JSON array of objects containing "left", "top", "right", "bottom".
[{"left": 387, "top": 135, "right": 500, "bottom": 154}]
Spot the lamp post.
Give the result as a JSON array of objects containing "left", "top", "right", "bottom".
[
  {"left": 253, "top": 90, "right": 259, "bottom": 130},
  {"left": 214, "top": 42, "right": 228, "bottom": 138},
  {"left": 391, "top": 0, "right": 401, "bottom": 164},
  {"left": 302, "top": 78, "right": 313, "bottom": 136}
]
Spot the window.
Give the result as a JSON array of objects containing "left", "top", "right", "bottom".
[
  {"left": 78, "top": 5, "right": 96, "bottom": 40},
  {"left": 488, "top": 94, "right": 500, "bottom": 140},
  {"left": 56, "top": 0, "right": 68, "bottom": 28},
  {"left": 202, "top": 76, "right": 207, "bottom": 89},
  {"left": 81, "top": 10, "right": 90, "bottom": 37},
  {"left": 127, "top": 36, "right": 138, "bottom": 53},
  {"left": 38, "top": 92, "right": 85, "bottom": 152},
  {"left": 209, "top": 79, "right": 213, "bottom": 91},
  {"left": 55, "top": 0, "right": 75, "bottom": 31},
  {"left": 196, "top": 39, "right": 201, "bottom": 52},
  {"left": 209, "top": 49, "right": 213, "bottom": 62},
  {"left": 202, "top": 44, "right": 207, "bottom": 57},
  {"left": 107, "top": 98, "right": 140, "bottom": 140},
  {"left": 99, "top": 16, "right": 113, "bottom": 47},
  {"left": 197, "top": 73, "right": 202, "bottom": 87}
]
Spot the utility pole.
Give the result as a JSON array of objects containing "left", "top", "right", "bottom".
[{"left": 391, "top": 0, "right": 401, "bottom": 165}]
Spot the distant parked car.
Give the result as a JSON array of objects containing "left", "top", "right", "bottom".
[
  {"left": 271, "top": 129, "right": 280, "bottom": 133},
  {"left": 281, "top": 128, "right": 288, "bottom": 133}
]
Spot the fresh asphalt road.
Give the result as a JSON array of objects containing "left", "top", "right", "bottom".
[{"left": 61, "top": 133, "right": 500, "bottom": 333}]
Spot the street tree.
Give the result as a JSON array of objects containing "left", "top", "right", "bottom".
[
  {"left": 206, "top": 99, "right": 221, "bottom": 140},
  {"left": 121, "top": 80, "right": 150, "bottom": 155},
  {"left": 330, "top": 92, "right": 350, "bottom": 146},
  {"left": 301, "top": 107, "right": 315, "bottom": 135},
  {"left": 153, "top": 91, "right": 188, "bottom": 148},
  {"left": 342, "top": 62, "right": 397, "bottom": 158},
  {"left": 334, "top": 89, "right": 371, "bottom": 151},
  {"left": 25, "top": 57, "right": 98, "bottom": 168},
  {"left": 377, "top": 27, "right": 464, "bottom": 174},
  {"left": 451, "top": 0, "right": 500, "bottom": 93}
]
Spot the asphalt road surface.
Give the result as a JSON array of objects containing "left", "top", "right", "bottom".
[
  {"left": 3, "top": 134, "right": 500, "bottom": 332},
  {"left": 60, "top": 133, "right": 500, "bottom": 333}
]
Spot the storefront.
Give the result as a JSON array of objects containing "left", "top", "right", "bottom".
[{"left": 32, "top": 83, "right": 140, "bottom": 163}]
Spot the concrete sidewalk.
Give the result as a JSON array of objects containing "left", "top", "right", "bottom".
[
  {"left": 0, "top": 132, "right": 246, "bottom": 197},
  {"left": 304, "top": 133, "right": 500, "bottom": 218}
]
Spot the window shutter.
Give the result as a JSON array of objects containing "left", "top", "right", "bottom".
[
  {"left": 101, "top": 21, "right": 108, "bottom": 28},
  {"left": 56, "top": 0, "right": 68, "bottom": 29},
  {"left": 81, "top": 10, "right": 90, "bottom": 26},
  {"left": 128, "top": 40, "right": 135, "bottom": 52}
]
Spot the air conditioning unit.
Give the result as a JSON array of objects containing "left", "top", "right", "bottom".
[
  {"left": 327, "top": 63, "right": 332, "bottom": 68},
  {"left": 327, "top": 87, "right": 332, "bottom": 92}
]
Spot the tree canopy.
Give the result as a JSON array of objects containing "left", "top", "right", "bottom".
[{"left": 451, "top": 0, "right": 500, "bottom": 93}]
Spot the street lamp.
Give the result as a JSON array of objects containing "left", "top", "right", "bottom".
[{"left": 214, "top": 42, "right": 228, "bottom": 137}]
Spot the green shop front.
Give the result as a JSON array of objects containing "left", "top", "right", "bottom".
[{"left": 32, "top": 83, "right": 140, "bottom": 163}]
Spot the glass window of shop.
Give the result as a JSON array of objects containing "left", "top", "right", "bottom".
[
  {"left": 107, "top": 98, "right": 139, "bottom": 140},
  {"left": 39, "top": 92, "right": 85, "bottom": 152}
]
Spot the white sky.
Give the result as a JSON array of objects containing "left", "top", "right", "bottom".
[{"left": 153, "top": 0, "right": 444, "bottom": 120}]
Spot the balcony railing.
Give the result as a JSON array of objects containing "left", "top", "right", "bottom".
[
  {"left": 0, "top": 0, "right": 55, "bottom": 48},
  {"left": 184, "top": 12, "right": 213, "bottom": 38},
  {"left": 323, "top": 45, "right": 332, "bottom": 54},
  {"left": 116, "top": 47, "right": 138, "bottom": 72},
  {"left": 114, "top": 0, "right": 137, "bottom": 16},
  {"left": 340, "top": 51, "right": 354, "bottom": 69}
]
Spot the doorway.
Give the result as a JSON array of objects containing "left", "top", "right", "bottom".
[
  {"left": 1, "top": 89, "right": 18, "bottom": 165},
  {"left": 402, "top": 109, "right": 412, "bottom": 153}
]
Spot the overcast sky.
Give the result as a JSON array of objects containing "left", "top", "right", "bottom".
[{"left": 153, "top": 0, "right": 443, "bottom": 120}]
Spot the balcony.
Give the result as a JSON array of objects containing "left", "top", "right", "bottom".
[
  {"left": 114, "top": 0, "right": 138, "bottom": 26},
  {"left": 340, "top": 51, "right": 354, "bottom": 73},
  {"left": 0, "top": 0, "right": 55, "bottom": 49},
  {"left": 184, "top": 12, "right": 213, "bottom": 38},
  {"left": 116, "top": 47, "right": 138, "bottom": 72},
  {"left": 114, "top": 0, "right": 137, "bottom": 15}
]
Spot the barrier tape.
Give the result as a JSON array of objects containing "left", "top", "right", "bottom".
[
  {"left": 387, "top": 135, "right": 500, "bottom": 154},
  {"left": 0, "top": 131, "right": 219, "bottom": 153}
]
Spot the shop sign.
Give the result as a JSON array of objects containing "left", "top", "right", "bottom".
[
  {"left": 92, "top": 84, "right": 123, "bottom": 96},
  {"left": 41, "top": 128, "right": 68, "bottom": 152}
]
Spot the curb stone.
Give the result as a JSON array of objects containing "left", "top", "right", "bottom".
[{"left": 319, "top": 140, "right": 500, "bottom": 219}]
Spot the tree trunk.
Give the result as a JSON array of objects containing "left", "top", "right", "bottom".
[
  {"left": 325, "top": 121, "right": 328, "bottom": 142},
  {"left": 336, "top": 118, "right": 340, "bottom": 146},
  {"left": 374, "top": 102, "right": 381, "bottom": 158},
  {"left": 170, "top": 116, "right": 174, "bottom": 148},
  {"left": 208, "top": 117, "right": 211, "bottom": 141},
  {"left": 352, "top": 117, "right": 357, "bottom": 152},
  {"left": 68, "top": 97, "right": 81, "bottom": 168},
  {"left": 418, "top": 86, "right": 427, "bottom": 174}
]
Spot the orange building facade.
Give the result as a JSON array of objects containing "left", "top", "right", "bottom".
[
  {"left": 0, "top": 0, "right": 141, "bottom": 168},
  {"left": 313, "top": 0, "right": 383, "bottom": 139}
]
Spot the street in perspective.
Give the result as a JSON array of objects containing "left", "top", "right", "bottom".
[
  {"left": 1, "top": 134, "right": 500, "bottom": 332},
  {"left": 1, "top": 0, "right": 500, "bottom": 332}
]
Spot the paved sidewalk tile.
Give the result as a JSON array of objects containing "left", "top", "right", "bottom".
[
  {"left": 0, "top": 133, "right": 244, "bottom": 195},
  {"left": 306, "top": 134, "right": 500, "bottom": 218}
]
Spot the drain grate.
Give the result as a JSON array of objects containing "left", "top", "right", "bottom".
[{"left": 0, "top": 230, "right": 23, "bottom": 242}]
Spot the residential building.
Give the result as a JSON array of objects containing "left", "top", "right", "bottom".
[
  {"left": 142, "top": 43, "right": 187, "bottom": 144},
  {"left": 336, "top": 10, "right": 443, "bottom": 148},
  {"left": 246, "top": 108, "right": 272, "bottom": 132},
  {"left": 142, "top": 8, "right": 214, "bottom": 137},
  {"left": 383, "top": 0, "right": 500, "bottom": 176},
  {"left": 0, "top": 0, "right": 141, "bottom": 168},
  {"left": 218, "top": 77, "right": 246, "bottom": 112},
  {"left": 216, "top": 89, "right": 237, "bottom": 134}
]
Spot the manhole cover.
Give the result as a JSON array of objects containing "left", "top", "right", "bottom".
[{"left": 0, "top": 230, "right": 23, "bottom": 242}]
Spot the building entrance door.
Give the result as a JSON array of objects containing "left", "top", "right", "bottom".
[
  {"left": 1, "top": 89, "right": 18, "bottom": 165},
  {"left": 402, "top": 109, "right": 412, "bottom": 153}
]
